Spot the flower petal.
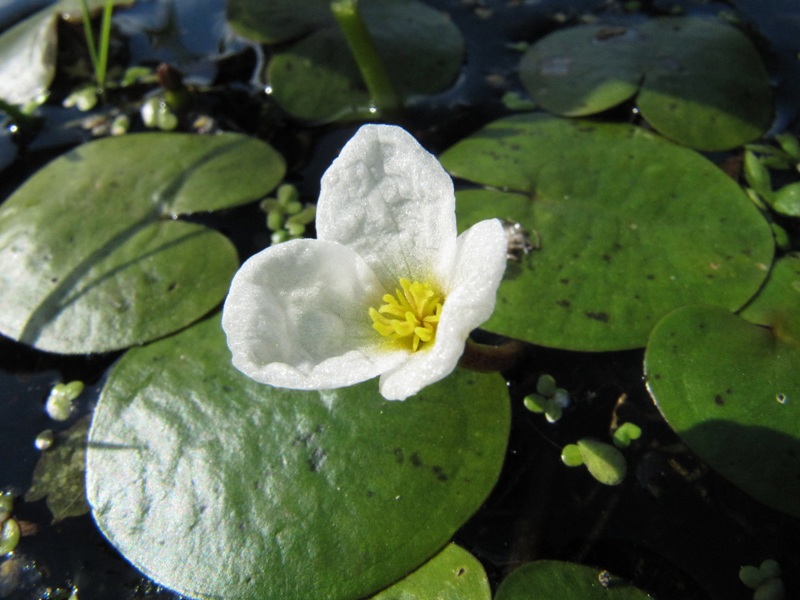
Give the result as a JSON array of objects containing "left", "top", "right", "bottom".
[
  {"left": 222, "top": 239, "right": 407, "bottom": 390},
  {"left": 316, "top": 124, "right": 458, "bottom": 289},
  {"left": 378, "top": 219, "right": 507, "bottom": 400}
]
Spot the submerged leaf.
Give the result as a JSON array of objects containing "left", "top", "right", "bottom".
[
  {"left": 25, "top": 416, "right": 91, "bottom": 522},
  {"left": 496, "top": 560, "right": 653, "bottom": 599}
]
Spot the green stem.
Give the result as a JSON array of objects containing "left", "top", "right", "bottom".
[
  {"left": 97, "top": 0, "right": 115, "bottom": 92},
  {"left": 79, "top": 0, "right": 100, "bottom": 82},
  {"left": 330, "top": 0, "right": 400, "bottom": 113},
  {"left": 79, "top": 0, "right": 114, "bottom": 97},
  {"left": 458, "top": 337, "right": 526, "bottom": 373}
]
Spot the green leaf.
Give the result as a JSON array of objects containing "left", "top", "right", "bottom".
[
  {"left": 238, "top": 0, "right": 464, "bottom": 121},
  {"left": 519, "top": 18, "right": 772, "bottom": 150},
  {"left": 25, "top": 416, "right": 91, "bottom": 523},
  {"left": 575, "top": 438, "right": 627, "bottom": 486},
  {"left": 0, "top": 132, "right": 285, "bottom": 353},
  {"left": 740, "top": 254, "right": 800, "bottom": 342},
  {"left": 771, "top": 181, "right": 800, "bottom": 217},
  {"left": 443, "top": 114, "right": 774, "bottom": 351},
  {"left": 495, "top": 561, "right": 653, "bottom": 599},
  {"left": 226, "top": 0, "right": 331, "bottom": 44},
  {"left": 86, "top": 315, "right": 510, "bottom": 600},
  {"left": 644, "top": 304, "right": 800, "bottom": 519},
  {"left": 370, "top": 544, "right": 491, "bottom": 600}
]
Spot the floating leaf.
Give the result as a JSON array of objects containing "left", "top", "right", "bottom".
[
  {"left": 561, "top": 439, "right": 627, "bottom": 485},
  {"left": 771, "top": 182, "right": 800, "bottom": 217},
  {"left": 370, "top": 544, "right": 491, "bottom": 600},
  {"left": 740, "top": 254, "right": 800, "bottom": 341},
  {"left": 228, "top": 0, "right": 464, "bottom": 121},
  {"left": 25, "top": 416, "right": 91, "bottom": 523},
  {"left": 86, "top": 315, "right": 509, "bottom": 600},
  {"left": 519, "top": 18, "right": 772, "bottom": 150},
  {"left": 442, "top": 114, "right": 773, "bottom": 350},
  {"left": 0, "top": 132, "right": 285, "bottom": 353},
  {"left": 644, "top": 303, "right": 800, "bottom": 519},
  {"left": 495, "top": 561, "right": 653, "bottom": 600}
]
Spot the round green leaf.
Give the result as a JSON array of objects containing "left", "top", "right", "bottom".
[
  {"left": 644, "top": 304, "right": 800, "bottom": 519},
  {"left": 496, "top": 561, "right": 653, "bottom": 600},
  {"left": 0, "top": 132, "right": 285, "bottom": 353},
  {"left": 740, "top": 254, "right": 800, "bottom": 341},
  {"left": 520, "top": 18, "right": 772, "bottom": 150},
  {"left": 443, "top": 114, "right": 774, "bottom": 351},
  {"left": 264, "top": 0, "right": 464, "bottom": 121},
  {"left": 576, "top": 438, "right": 627, "bottom": 486},
  {"left": 771, "top": 181, "right": 800, "bottom": 217},
  {"left": 370, "top": 544, "right": 491, "bottom": 600},
  {"left": 86, "top": 315, "right": 509, "bottom": 600}
]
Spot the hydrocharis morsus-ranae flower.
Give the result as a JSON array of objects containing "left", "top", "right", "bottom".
[{"left": 222, "top": 124, "right": 506, "bottom": 400}]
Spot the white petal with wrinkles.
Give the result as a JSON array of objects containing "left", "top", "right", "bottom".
[
  {"left": 224, "top": 124, "right": 508, "bottom": 401},
  {"left": 222, "top": 239, "right": 407, "bottom": 390},
  {"left": 316, "top": 124, "right": 457, "bottom": 289},
  {"left": 378, "top": 219, "right": 507, "bottom": 400}
]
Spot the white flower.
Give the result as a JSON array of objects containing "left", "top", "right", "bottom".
[{"left": 222, "top": 124, "right": 506, "bottom": 400}]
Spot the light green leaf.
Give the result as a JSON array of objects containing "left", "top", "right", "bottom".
[
  {"left": 370, "top": 544, "right": 491, "bottom": 600},
  {"left": 576, "top": 438, "right": 627, "bottom": 486},
  {"left": 519, "top": 18, "right": 772, "bottom": 150},
  {"left": 443, "top": 114, "right": 774, "bottom": 350},
  {"left": 771, "top": 182, "right": 800, "bottom": 217},
  {"left": 496, "top": 561, "right": 653, "bottom": 599},
  {"left": 86, "top": 315, "right": 510, "bottom": 600},
  {"left": 0, "top": 132, "right": 285, "bottom": 353}
]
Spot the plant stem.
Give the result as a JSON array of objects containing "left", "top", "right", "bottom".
[
  {"left": 79, "top": 0, "right": 115, "bottom": 97},
  {"left": 330, "top": 0, "right": 400, "bottom": 113},
  {"left": 97, "top": 0, "right": 115, "bottom": 92},
  {"left": 79, "top": 0, "right": 100, "bottom": 82}
]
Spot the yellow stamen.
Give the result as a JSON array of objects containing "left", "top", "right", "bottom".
[{"left": 369, "top": 278, "right": 443, "bottom": 351}]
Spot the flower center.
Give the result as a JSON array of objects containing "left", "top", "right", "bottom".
[{"left": 369, "top": 278, "right": 443, "bottom": 352}]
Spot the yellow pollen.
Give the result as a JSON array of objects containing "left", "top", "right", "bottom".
[{"left": 369, "top": 278, "right": 443, "bottom": 352}]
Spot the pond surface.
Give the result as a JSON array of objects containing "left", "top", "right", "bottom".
[{"left": 1, "top": 0, "right": 799, "bottom": 599}]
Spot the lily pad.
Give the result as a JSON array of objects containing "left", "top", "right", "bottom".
[
  {"left": 25, "top": 416, "right": 91, "bottom": 523},
  {"left": 519, "top": 18, "right": 772, "bottom": 150},
  {"left": 495, "top": 560, "right": 653, "bottom": 599},
  {"left": 86, "top": 315, "right": 509, "bottom": 600},
  {"left": 0, "top": 132, "right": 285, "bottom": 353},
  {"left": 370, "top": 544, "right": 491, "bottom": 600},
  {"left": 644, "top": 303, "right": 800, "bottom": 519},
  {"left": 442, "top": 114, "right": 774, "bottom": 351},
  {"left": 228, "top": 0, "right": 464, "bottom": 121}
]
